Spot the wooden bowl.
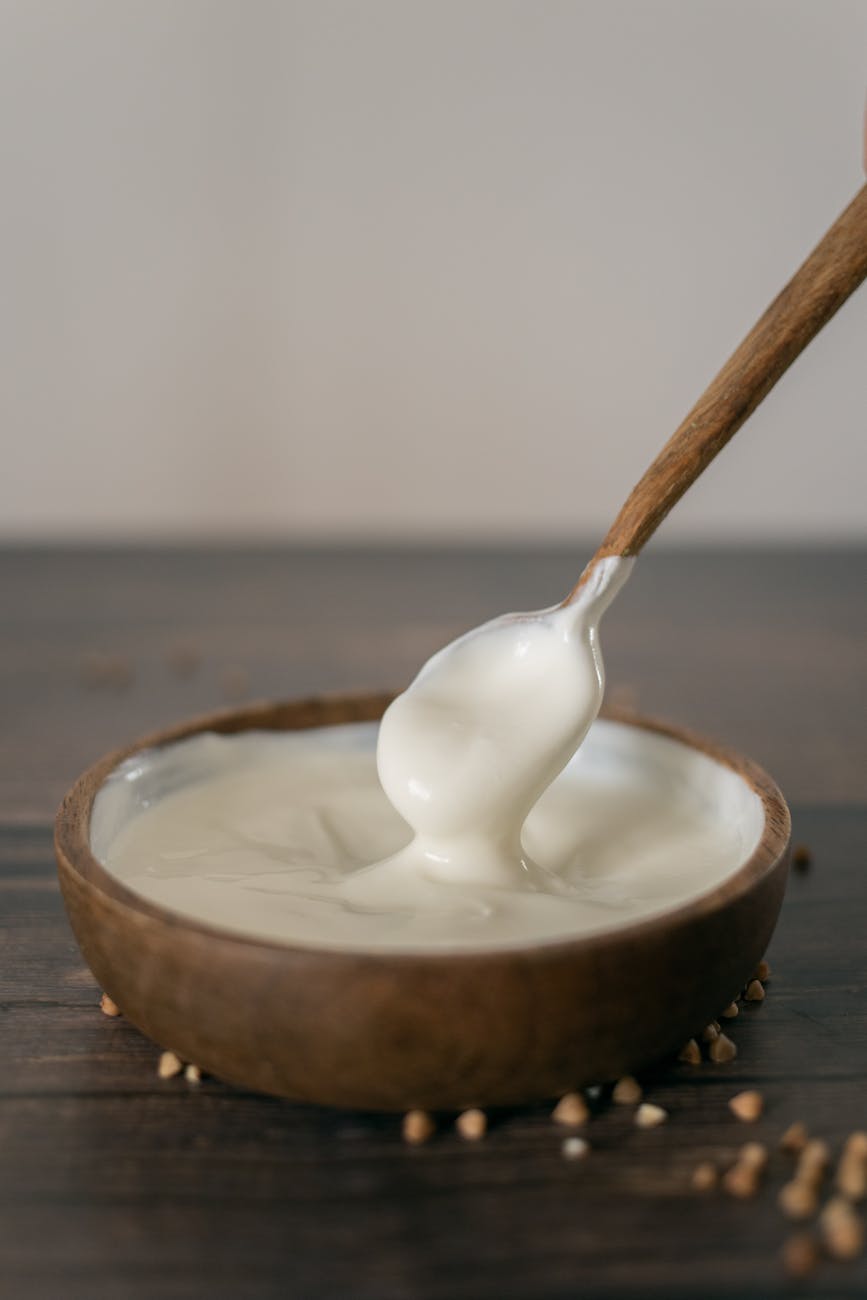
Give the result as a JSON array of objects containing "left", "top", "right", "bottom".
[{"left": 55, "top": 693, "right": 790, "bottom": 1110}]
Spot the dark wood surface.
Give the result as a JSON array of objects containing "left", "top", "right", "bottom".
[{"left": 2, "top": 545, "right": 866, "bottom": 1299}]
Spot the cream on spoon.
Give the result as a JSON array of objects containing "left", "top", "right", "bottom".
[
  {"left": 92, "top": 181, "right": 867, "bottom": 950},
  {"left": 374, "top": 556, "right": 632, "bottom": 888},
  {"left": 373, "top": 181, "right": 867, "bottom": 886}
]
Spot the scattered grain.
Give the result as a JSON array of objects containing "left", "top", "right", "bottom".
[
  {"left": 741, "top": 1141, "right": 769, "bottom": 1172},
  {"left": 612, "top": 1076, "right": 643, "bottom": 1105},
  {"left": 729, "top": 1090, "right": 764, "bottom": 1123},
  {"left": 798, "top": 1140, "right": 831, "bottom": 1186},
  {"left": 402, "top": 1109, "right": 435, "bottom": 1145},
  {"left": 780, "top": 1232, "right": 820, "bottom": 1279},
  {"left": 708, "top": 1033, "right": 737, "bottom": 1064},
  {"left": 701, "top": 1021, "right": 720, "bottom": 1043},
  {"left": 778, "top": 1180, "right": 819, "bottom": 1222},
  {"left": 456, "top": 1108, "right": 487, "bottom": 1141},
  {"left": 820, "top": 1195, "right": 864, "bottom": 1261},
  {"left": 184, "top": 1064, "right": 202, "bottom": 1085},
  {"left": 635, "top": 1102, "right": 667, "bottom": 1129},
  {"left": 99, "top": 992, "right": 120, "bottom": 1018},
  {"left": 692, "top": 1161, "right": 718, "bottom": 1192},
  {"left": 157, "top": 1050, "right": 183, "bottom": 1080},
  {"left": 723, "top": 1164, "right": 760, "bottom": 1199},
  {"left": 552, "top": 1092, "right": 589, "bottom": 1127},
  {"left": 837, "top": 1154, "right": 867, "bottom": 1203},
  {"left": 720, "top": 1002, "right": 739, "bottom": 1020},
  {"left": 723, "top": 1142, "right": 769, "bottom": 1199},
  {"left": 755, "top": 959, "right": 772, "bottom": 982},
  {"left": 837, "top": 1136, "right": 867, "bottom": 1201},
  {"left": 744, "top": 979, "right": 765, "bottom": 1002},
  {"left": 677, "top": 1038, "right": 701, "bottom": 1065},
  {"left": 845, "top": 1131, "right": 867, "bottom": 1159},
  {"left": 792, "top": 844, "right": 812, "bottom": 871},
  {"left": 562, "top": 1136, "right": 590, "bottom": 1161},
  {"left": 780, "top": 1121, "right": 809, "bottom": 1155}
]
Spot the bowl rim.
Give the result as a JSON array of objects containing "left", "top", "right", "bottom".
[{"left": 54, "top": 693, "right": 791, "bottom": 965}]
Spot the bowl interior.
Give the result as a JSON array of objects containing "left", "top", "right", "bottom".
[
  {"left": 87, "top": 715, "right": 767, "bottom": 954},
  {"left": 55, "top": 698, "right": 791, "bottom": 1108}
]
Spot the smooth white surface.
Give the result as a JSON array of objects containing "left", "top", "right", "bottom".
[
  {"left": 1, "top": 0, "right": 866, "bottom": 544},
  {"left": 91, "top": 718, "right": 765, "bottom": 952},
  {"left": 375, "top": 556, "right": 631, "bottom": 885}
]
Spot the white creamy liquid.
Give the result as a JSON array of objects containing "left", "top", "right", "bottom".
[
  {"left": 91, "top": 719, "right": 764, "bottom": 952},
  {"left": 374, "top": 556, "right": 632, "bottom": 889},
  {"left": 91, "top": 556, "right": 764, "bottom": 950}
]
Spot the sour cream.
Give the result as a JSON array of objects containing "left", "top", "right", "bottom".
[
  {"left": 374, "top": 556, "right": 632, "bottom": 887},
  {"left": 90, "top": 556, "right": 763, "bottom": 951},
  {"left": 91, "top": 723, "right": 763, "bottom": 953}
]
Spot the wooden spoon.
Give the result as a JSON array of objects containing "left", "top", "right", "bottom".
[{"left": 567, "top": 182, "right": 867, "bottom": 601}]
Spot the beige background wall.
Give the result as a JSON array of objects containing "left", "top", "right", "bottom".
[{"left": 2, "top": 0, "right": 865, "bottom": 544}]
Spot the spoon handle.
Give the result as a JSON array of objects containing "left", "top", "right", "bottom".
[{"left": 569, "top": 181, "right": 867, "bottom": 598}]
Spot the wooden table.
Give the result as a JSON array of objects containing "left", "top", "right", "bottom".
[{"left": 2, "top": 545, "right": 866, "bottom": 1299}]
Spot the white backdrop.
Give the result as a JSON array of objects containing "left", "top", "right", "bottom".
[{"left": 1, "top": 0, "right": 866, "bottom": 543}]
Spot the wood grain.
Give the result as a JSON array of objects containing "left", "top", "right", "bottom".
[
  {"left": 2, "top": 545, "right": 867, "bottom": 1298},
  {"left": 4, "top": 810, "right": 867, "bottom": 1299},
  {"left": 0, "top": 546, "right": 865, "bottom": 816},
  {"left": 567, "top": 183, "right": 867, "bottom": 595},
  {"left": 54, "top": 699, "right": 790, "bottom": 1110}
]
